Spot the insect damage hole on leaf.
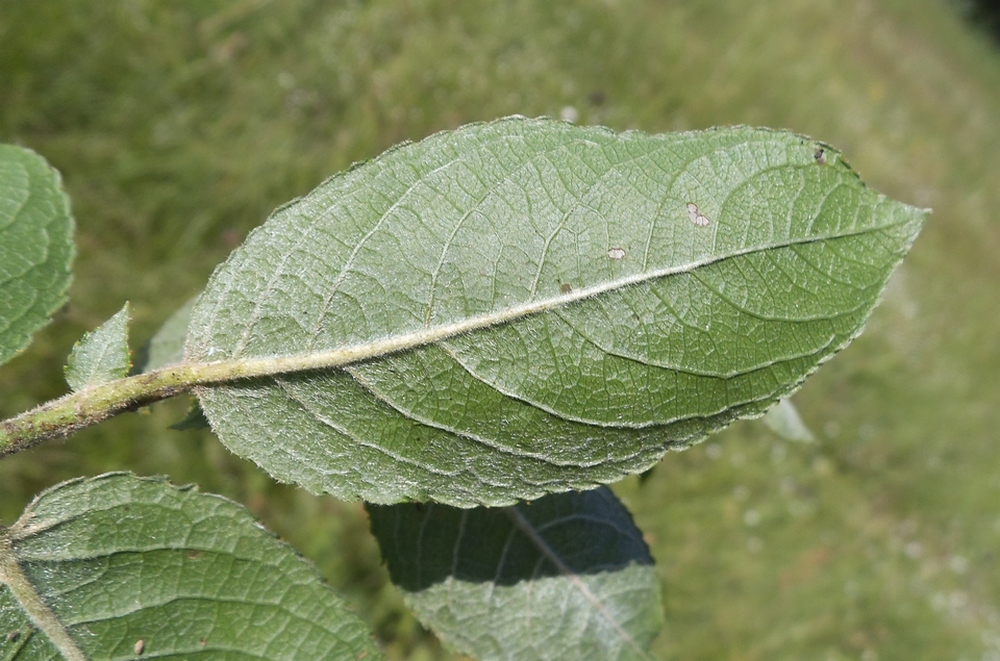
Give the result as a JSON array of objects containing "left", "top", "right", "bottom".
[{"left": 686, "top": 203, "right": 710, "bottom": 227}]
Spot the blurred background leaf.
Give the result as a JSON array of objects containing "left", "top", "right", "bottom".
[
  {"left": 2, "top": 1, "right": 999, "bottom": 658},
  {"left": 0, "top": 145, "right": 73, "bottom": 367}
]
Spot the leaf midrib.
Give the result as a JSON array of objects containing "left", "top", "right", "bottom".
[
  {"left": 0, "top": 217, "right": 911, "bottom": 457},
  {"left": 503, "top": 506, "right": 655, "bottom": 661},
  {"left": 200, "top": 219, "right": 906, "bottom": 379},
  {"left": 0, "top": 527, "right": 88, "bottom": 661}
]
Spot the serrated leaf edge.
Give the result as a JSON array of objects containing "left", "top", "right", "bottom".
[{"left": 64, "top": 302, "right": 132, "bottom": 393}]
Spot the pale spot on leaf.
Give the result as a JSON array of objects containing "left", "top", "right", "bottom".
[
  {"left": 686, "top": 203, "right": 710, "bottom": 226},
  {"left": 134, "top": 639, "right": 145, "bottom": 655},
  {"left": 607, "top": 247, "right": 626, "bottom": 260}
]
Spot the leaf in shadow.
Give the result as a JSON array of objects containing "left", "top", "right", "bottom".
[{"left": 368, "top": 487, "right": 662, "bottom": 661}]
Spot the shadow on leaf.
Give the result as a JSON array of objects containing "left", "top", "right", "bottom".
[{"left": 368, "top": 486, "right": 653, "bottom": 589}]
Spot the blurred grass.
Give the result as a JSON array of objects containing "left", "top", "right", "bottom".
[{"left": 2, "top": 0, "right": 1000, "bottom": 658}]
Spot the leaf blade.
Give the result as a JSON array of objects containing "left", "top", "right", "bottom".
[
  {"left": 0, "top": 473, "right": 383, "bottom": 660},
  {"left": 64, "top": 302, "right": 132, "bottom": 392},
  {"left": 187, "top": 117, "right": 927, "bottom": 506},
  {"left": 0, "top": 145, "right": 74, "bottom": 367},
  {"left": 368, "top": 488, "right": 662, "bottom": 661}
]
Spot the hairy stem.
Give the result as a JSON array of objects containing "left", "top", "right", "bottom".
[
  {"left": 0, "top": 311, "right": 507, "bottom": 455},
  {"left": 1, "top": 226, "right": 879, "bottom": 457},
  {"left": 0, "top": 271, "right": 604, "bottom": 455},
  {"left": 1, "top": 364, "right": 206, "bottom": 456},
  {"left": 0, "top": 356, "right": 337, "bottom": 456}
]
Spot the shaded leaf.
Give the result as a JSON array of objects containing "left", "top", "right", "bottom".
[
  {"left": 169, "top": 401, "right": 211, "bottom": 431},
  {"left": 140, "top": 295, "right": 197, "bottom": 373},
  {"left": 64, "top": 302, "right": 132, "bottom": 392},
  {"left": 0, "top": 473, "right": 382, "bottom": 660},
  {"left": 186, "top": 117, "right": 927, "bottom": 506},
  {"left": 368, "top": 487, "right": 661, "bottom": 661},
  {"left": 138, "top": 297, "right": 211, "bottom": 430},
  {"left": 0, "top": 145, "right": 74, "bottom": 367}
]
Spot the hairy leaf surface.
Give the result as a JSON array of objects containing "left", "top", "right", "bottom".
[
  {"left": 0, "top": 145, "right": 74, "bottom": 367},
  {"left": 368, "top": 488, "right": 662, "bottom": 661},
  {"left": 64, "top": 303, "right": 132, "bottom": 392},
  {"left": 0, "top": 473, "right": 382, "bottom": 660},
  {"left": 186, "top": 117, "right": 927, "bottom": 506}
]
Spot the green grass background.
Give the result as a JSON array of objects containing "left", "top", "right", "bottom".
[{"left": 2, "top": 1, "right": 1000, "bottom": 658}]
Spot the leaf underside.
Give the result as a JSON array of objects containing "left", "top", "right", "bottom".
[
  {"left": 186, "top": 117, "right": 927, "bottom": 507},
  {"left": 0, "top": 145, "right": 74, "bottom": 367},
  {"left": 368, "top": 487, "right": 662, "bottom": 661},
  {"left": 0, "top": 473, "right": 382, "bottom": 660}
]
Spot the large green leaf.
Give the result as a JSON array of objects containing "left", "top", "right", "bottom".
[
  {"left": 186, "top": 117, "right": 927, "bottom": 506},
  {"left": 368, "top": 487, "right": 662, "bottom": 661},
  {"left": 0, "top": 473, "right": 382, "bottom": 660},
  {"left": 0, "top": 145, "right": 74, "bottom": 367}
]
